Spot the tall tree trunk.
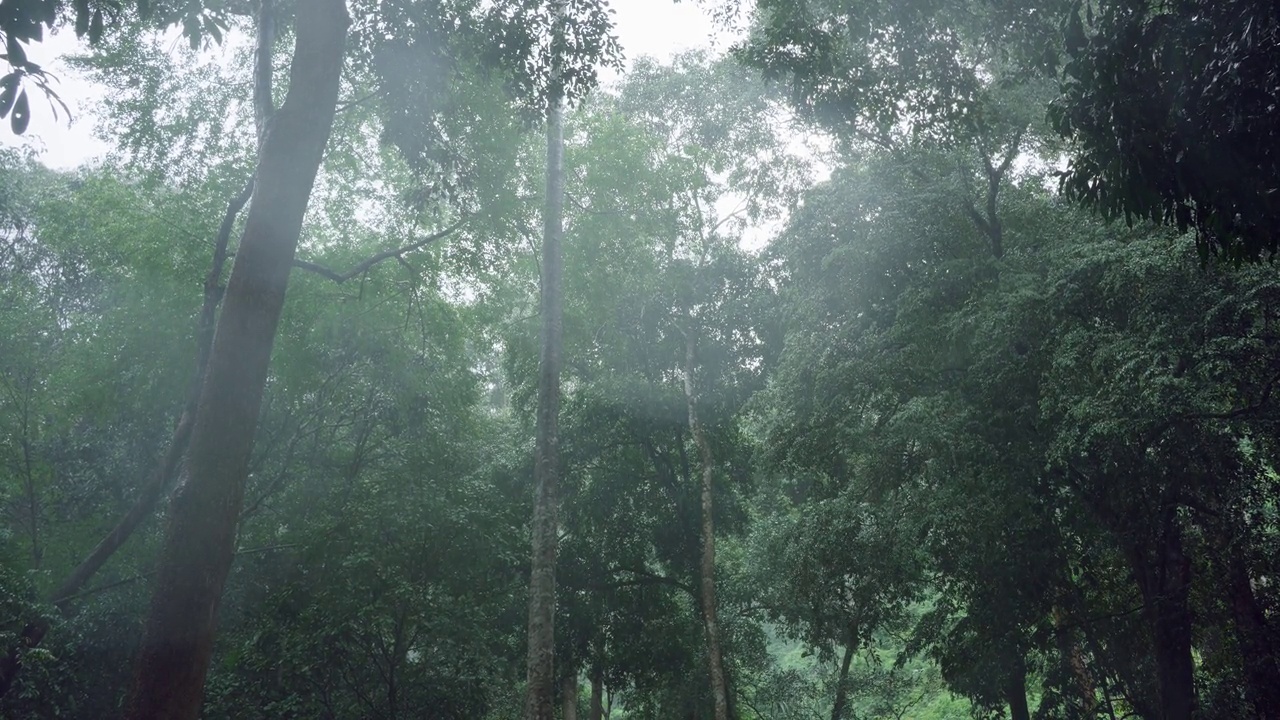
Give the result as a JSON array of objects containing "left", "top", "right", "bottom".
[
  {"left": 1128, "top": 520, "right": 1195, "bottom": 720},
  {"left": 561, "top": 668, "right": 578, "bottom": 720},
  {"left": 1153, "top": 544, "right": 1194, "bottom": 720},
  {"left": 682, "top": 331, "right": 730, "bottom": 720},
  {"left": 589, "top": 668, "right": 604, "bottom": 720},
  {"left": 524, "top": 8, "right": 566, "bottom": 718},
  {"left": 1078, "top": 614, "right": 1159, "bottom": 720},
  {"left": 122, "top": 0, "right": 347, "bottom": 717},
  {"left": 1223, "top": 553, "right": 1280, "bottom": 719},
  {"left": 1006, "top": 651, "right": 1031, "bottom": 720},
  {"left": 0, "top": 4, "right": 274, "bottom": 699},
  {"left": 1052, "top": 606, "right": 1098, "bottom": 717},
  {"left": 830, "top": 624, "right": 857, "bottom": 720}
]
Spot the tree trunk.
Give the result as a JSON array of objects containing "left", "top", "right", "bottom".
[
  {"left": 0, "top": 5, "right": 273, "bottom": 698},
  {"left": 683, "top": 331, "right": 730, "bottom": 720},
  {"left": 830, "top": 624, "right": 857, "bottom": 720},
  {"left": 1051, "top": 606, "right": 1098, "bottom": 717},
  {"left": 1224, "top": 554, "right": 1280, "bottom": 719},
  {"left": 589, "top": 668, "right": 604, "bottom": 720},
  {"left": 524, "top": 10, "right": 566, "bottom": 718},
  {"left": 1006, "top": 651, "right": 1031, "bottom": 720},
  {"left": 122, "top": 0, "right": 347, "bottom": 717},
  {"left": 1129, "top": 520, "right": 1195, "bottom": 720},
  {"left": 1078, "top": 613, "right": 1159, "bottom": 720},
  {"left": 561, "top": 669, "right": 578, "bottom": 720}
]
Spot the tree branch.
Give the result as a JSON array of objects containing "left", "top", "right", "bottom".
[
  {"left": 53, "top": 543, "right": 301, "bottom": 606},
  {"left": 1137, "top": 368, "right": 1280, "bottom": 451},
  {"left": 334, "top": 88, "right": 382, "bottom": 114},
  {"left": 55, "top": 570, "right": 157, "bottom": 605},
  {"left": 569, "top": 567, "right": 697, "bottom": 598},
  {"left": 292, "top": 220, "right": 465, "bottom": 283}
]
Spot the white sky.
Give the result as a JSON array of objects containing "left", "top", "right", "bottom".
[{"left": 2, "top": 0, "right": 729, "bottom": 170}]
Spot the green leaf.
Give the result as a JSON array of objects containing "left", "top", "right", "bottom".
[
  {"left": 0, "top": 73, "right": 18, "bottom": 119},
  {"left": 89, "top": 8, "right": 105, "bottom": 44},
  {"left": 11, "top": 89, "right": 30, "bottom": 134},
  {"left": 6, "top": 35, "right": 27, "bottom": 68},
  {"left": 74, "top": 0, "right": 91, "bottom": 37},
  {"left": 1065, "top": 4, "right": 1086, "bottom": 56}
]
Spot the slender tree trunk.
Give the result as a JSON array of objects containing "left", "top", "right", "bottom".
[
  {"left": 1052, "top": 606, "right": 1098, "bottom": 717},
  {"left": 1128, "top": 521, "right": 1195, "bottom": 720},
  {"left": 830, "top": 624, "right": 857, "bottom": 720},
  {"left": 252, "top": 0, "right": 276, "bottom": 144},
  {"left": 561, "top": 668, "right": 578, "bottom": 720},
  {"left": 682, "top": 331, "right": 730, "bottom": 720},
  {"left": 1006, "top": 651, "right": 1031, "bottom": 720},
  {"left": 589, "top": 668, "right": 604, "bottom": 720},
  {"left": 1153, "top": 548, "right": 1195, "bottom": 720},
  {"left": 524, "top": 9, "right": 566, "bottom": 717},
  {"left": 1223, "top": 554, "right": 1280, "bottom": 719},
  {"left": 123, "top": 1, "right": 347, "bottom": 717}
]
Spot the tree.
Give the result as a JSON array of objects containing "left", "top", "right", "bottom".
[
  {"left": 1052, "top": 0, "right": 1280, "bottom": 261},
  {"left": 9, "top": 1, "right": 1280, "bottom": 716},
  {"left": 524, "top": 0, "right": 568, "bottom": 717},
  {"left": 0, "top": 0, "right": 236, "bottom": 134},
  {"left": 564, "top": 55, "right": 798, "bottom": 719},
  {"left": 735, "top": 0, "right": 1280, "bottom": 262},
  {"left": 123, "top": 0, "right": 348, "bottom": 715},
  {"left": 683, "top": 324, "right": 732, "bottom": 720},
  {"left": 0, "top": 146, "right": 251, "bottom": 704}
]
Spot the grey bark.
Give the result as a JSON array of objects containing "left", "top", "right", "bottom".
[
  {"left": 561, "top": 669, "right": 578, "bottom": 720},
  {"left": 589, "top": 669, "right": 604, "bottom": 720},
  {"left": 123, "top": 0, "right": 348, "bottom": 716},
  {"left": 683, "top": 331, "right": 730, "bottom": 720},
  {"left": 524, "top": 5, "right": 567, "bottom": 716}
]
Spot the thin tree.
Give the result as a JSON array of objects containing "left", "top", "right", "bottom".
[
  {"left": 830, "top": 623, "right": 857, "bottom": 720},
  {"left": 683, "top": 328, "right": 730, "bottom": 720},
  {"left": 524, "top": 0, "right": 567, "bottom": 717}
]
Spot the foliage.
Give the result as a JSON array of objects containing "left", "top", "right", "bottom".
[
  {"left": 1052, "top": 0, "right": 1280, "bottom": 261},
  {"left": 4, "top": 3, "right": 1280, "bottom": 719}
]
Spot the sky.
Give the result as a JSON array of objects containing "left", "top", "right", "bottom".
[{"left": 2, "top": 0, "right": 731, "bottom": 170}]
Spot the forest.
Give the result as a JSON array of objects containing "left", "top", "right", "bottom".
[{"left": 0, "top": 0, "right": 1278, "bottom": 719}]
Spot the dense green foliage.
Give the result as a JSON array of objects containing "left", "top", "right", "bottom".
[
  {"left": 2, "top": 1, "right": 1278, "bottom": 719},
  {"left": 1052, "top": 0, "right": 1280, "bottom": 261}
]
